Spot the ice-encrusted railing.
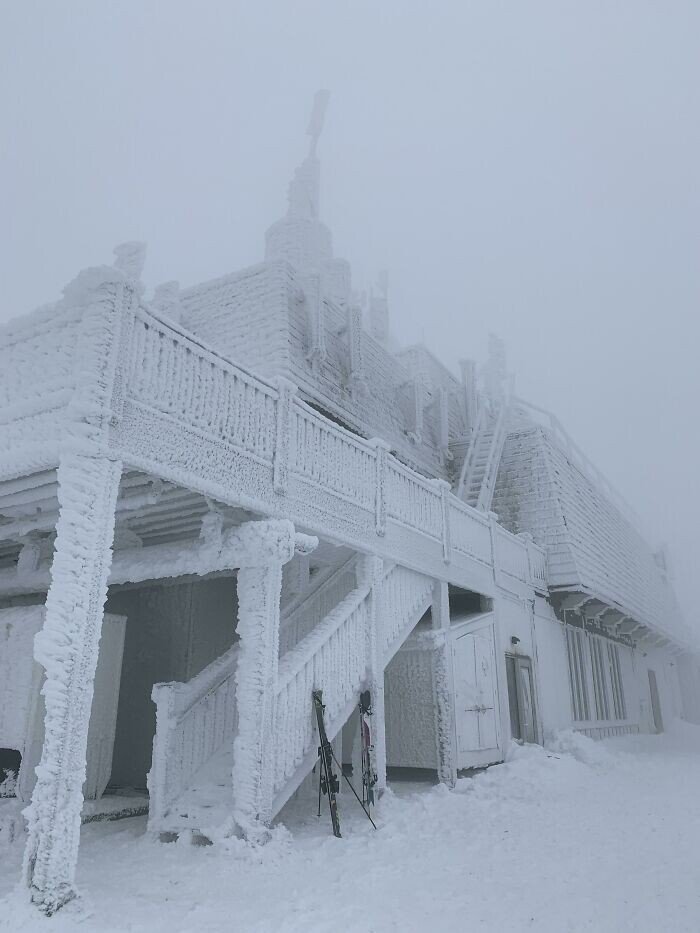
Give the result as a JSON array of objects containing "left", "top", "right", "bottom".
[
  {"left": 125, "top": 307, "right": 547, "bottom": 593},
  {"left": 273, "top": 586, "right": 370, "bottom": 798},
  {"left": 377, "top": 564, "right": 434, "bottom": 659},
  {"left": 493, "top": 524, "right": 531, "bottom": 584},
  {"left": 525, "top": 538, "right": 548, "bottom": 591},
  {"left": 271, "top": 562, "right": 432, "bottom": 804},
  {"left": 147, "top": 558, "right": 360, "bottom": 829},
  {"left": 148, "top": 645, "right": 239, "bottom": 831},
  {"left": 278, "top": 556, "right": 358, "bottom": 656}
]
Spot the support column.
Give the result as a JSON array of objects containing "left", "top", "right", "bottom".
[
  {"left": 431, "top": 580, "right": 458, "bottom": 787},
  {"left": 360, "top": 555, "right": 387, "bottom": 794},
  {"left": 232, "top": 562, "right": 282, "bottom": 840},
  {"left": 23, "top": 453, "right": 121, "bottom": 915},
  {"left": 230, "top": 520, "right": 302, "bottom": 842}
]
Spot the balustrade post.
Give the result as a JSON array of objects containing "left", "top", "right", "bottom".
[
  {"left": 369, "top": 439, "right": 390, "bottom": 537},
  {"left": 488, "top": 510, "right": 501, "bottom": 588},
  {"left": 273, "top": 377, "right": 297, "bottom": 495},
  {"left": 517, "top": 532, "right": 535, "bottom": 585},
  {"left": 147, "top": 684, "right": 175, "bottom": 833},
  {"left": 358, "top": 555, "right": 388, "bottom": 794},
  {"left": 434, "top": 479, "right": 452, "bottom": 564},
  {"left": 23, "top": 453, "right": 122, "bottom": 915},
  {"left": 231, "top": 520, "right": 298, "bottom": 842},
  {"left": 431, "top": 580, "right": 458, "bottom": 787}
]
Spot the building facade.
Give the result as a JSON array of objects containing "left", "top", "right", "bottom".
[{"left": 1, "top": 98, "right": 698, "bottom": 915}]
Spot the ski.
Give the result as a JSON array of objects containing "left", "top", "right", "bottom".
[
  {"left": 312, "top": 690, "right": 342, "bottom": 838},
  {"left": 359, "top": 689, "right": 378, "bottom": 809}
]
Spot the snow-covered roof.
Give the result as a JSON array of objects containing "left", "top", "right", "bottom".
[{"left": 492, "top": 423, "right": 693, "bottom": 648}]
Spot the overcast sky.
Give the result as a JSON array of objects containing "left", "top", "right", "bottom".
[{"left": 2, "top": 1, "right": 698, "bottom": 617}]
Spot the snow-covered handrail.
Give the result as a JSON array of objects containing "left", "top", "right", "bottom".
[
  {"left": 456, "top": 404, "right": 486, "bottom": 497},
  {"left": 123, "top": 306, "right": 546, "bottom": 596},
  {"left": 279, "top": 555, "right": 358, "bottom": 656},
  {"left": 386, "top": 459, "right": 443, "bottom": 539},
  {"left": 273, "top": 584, "right": 371, "bottom": 796},
  {"left": 525, "top": 538, "right": 548, "bottom": 592},
  {"left": 493, "top": 523, "right": 531, "bottom": 585},
  {"left": 476, "top": 401, "right": 508, "bottom": 512},
  {"left": 272, "top": 561, "right": 433, "bottom": 805},
  {"left": 377, "top": 564, "right": 434, "bottom": 659},
  {"left": 148, "top": 644, "right": 239, "bottom": 831}
]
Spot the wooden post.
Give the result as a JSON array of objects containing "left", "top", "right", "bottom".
[
  {"left": 23, "top": 453, "right": 121, "bottom": 915},
  {"left": 369, "top": 439, "right": 390, "bottom": 537},
  {"left": 231, "top": 520, "right": 297, "bottom": 841},
  {"left": 359, "top": 555, "right": 387, "bottom": 794},
  {"left": 273, "top": 377, "right": 297, "bottom": 495},
  {"left": 434, "top": 479, "right": 452, "bottom": 564},
  {"left": 431, "top": 580, "right": 458, "bottom": 787}
]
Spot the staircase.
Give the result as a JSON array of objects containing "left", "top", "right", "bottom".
[
  {"left": 456, "top": 402, "right": 509, "bottom": 511},
  {"left": 147, "top": 558, "right": 433, "bottom": 838}
]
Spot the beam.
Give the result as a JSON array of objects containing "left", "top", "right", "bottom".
[
  {"left": 557, "top": 592, "right": 591, "bottom": 613},
  {"left": 0, "top": 521, "right": 317, "bottom": 596}
]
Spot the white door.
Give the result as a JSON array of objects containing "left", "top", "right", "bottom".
[{"left": 453, "top": 624, "right": 501, "bottom": 769}]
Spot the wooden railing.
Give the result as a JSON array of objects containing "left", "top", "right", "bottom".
[
  {"left": 272, "top": 561, "right": 433, "bottom": 805},
  {"left": 148, "top": 645, "right": 239, "bottom": 831},
  {"left": 476, "top": 402, "right": 508, "bottom": 512},
  {"left": 493, "top": 524, "right": 531, "bottom": 586},
  {"left": 124, "top": 307, "right": 547, "bottom": 595},
  {"left": 279, "top": 556, "right": 358, "bottom": 656},
  {"left": 525, "top": 537, "right": 548, "bottom": 592},
  {"left": 376, "top": 564, "right": 434, "bottom": 659},
  {"left": 273, "top": 586, "right": 371, "bottom": 795}
]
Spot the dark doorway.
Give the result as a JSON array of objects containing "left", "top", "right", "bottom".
[
  {"left": 505, "top": 655, "right": 537, "bottom": 744},
  {"left": 0, "top": 748, "right": 22, "bottom": 796}
]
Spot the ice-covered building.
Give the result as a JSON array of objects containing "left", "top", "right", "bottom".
[{"left": 1, "top": 94, "right": 698, "bottom": 914}]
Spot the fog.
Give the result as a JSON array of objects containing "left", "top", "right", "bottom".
[{"left": 2, "top": 1, "right": 698, "bottom": 618}]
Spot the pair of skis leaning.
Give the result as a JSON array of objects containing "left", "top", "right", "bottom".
[{"left": 312, "top": 689, "right": 377, "bottom": 836}]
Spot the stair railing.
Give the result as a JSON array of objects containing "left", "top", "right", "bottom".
[
  {"left": 273, "top": 583, "right": 372, "bottom": 805},
  {"left": 456, "top": 404, "right": 486, "bottom": 498},
  {"left": 148, "top": 644, "right": 239, "bottom": 832},
  {"left": 279, "top": 555, "right": 358, "bottom": 656},
  {"left": 476, "top": 400, "right": 509, "bottom": 512}
]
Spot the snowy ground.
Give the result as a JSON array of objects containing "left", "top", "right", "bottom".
[{"left": 3, "top": 723, "right": 700, "bottom": 933}]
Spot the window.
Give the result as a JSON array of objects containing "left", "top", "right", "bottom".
[
  {"left": 589, "top": 636, "right": 611, "bottom": 720},
  {"left": 566, "top": 626, "right": 590, "bottom": 722},
  {"left": 606, "top": 642, "right": 627, "bottom": 720}
]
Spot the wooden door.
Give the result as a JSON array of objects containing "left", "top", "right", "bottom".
[
  {"left": 516, "top": 658, "right": 537, "bottom": 743},
  {"left": 453, "top": 624, "right": 501, "bottom": 768},
  {"left": 505, "top": 654, "right": 537, "bottom": 744}
]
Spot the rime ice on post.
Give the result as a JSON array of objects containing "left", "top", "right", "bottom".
[
  {"left": 152, "top": 280, "right": 183, "bottom": 324},
  {"left": 113, "top": 240, "right": 146, "bottom": 279}
]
